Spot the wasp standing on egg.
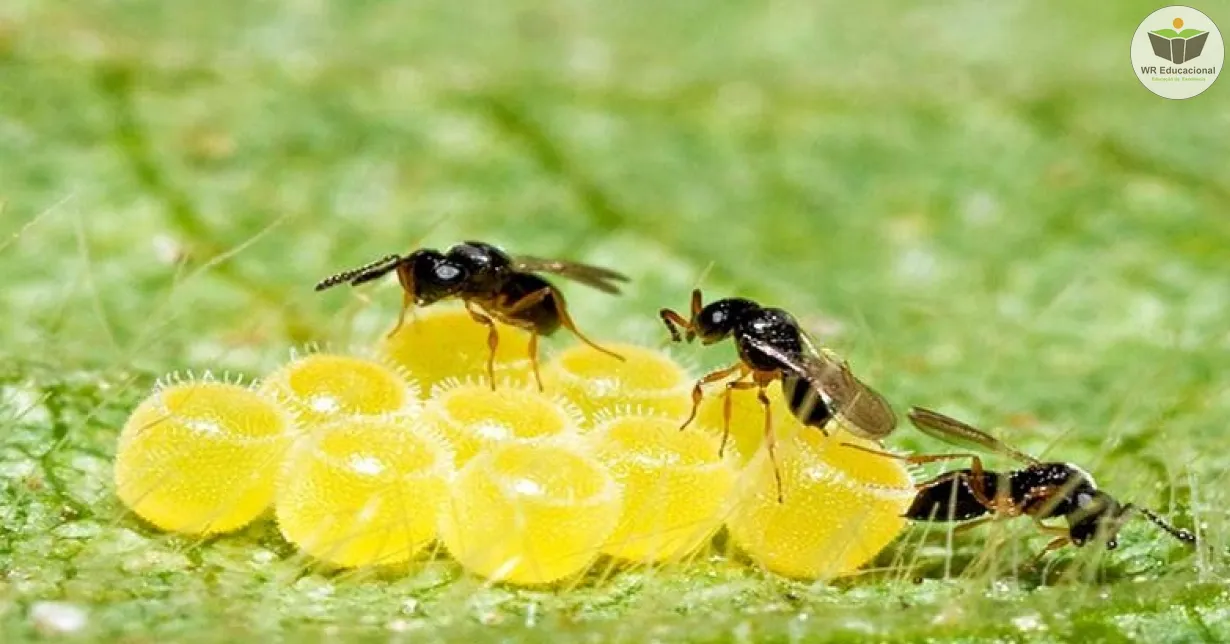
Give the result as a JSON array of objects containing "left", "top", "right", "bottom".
[
  {"left": 847, "top": 407, "right": 1198, "bottom": 558},
  {"left": 659, "top": 289, "right": 897, "bottom": 501},
  {"left": 315, "top": 240, "right": 628, "bottom": 390}
]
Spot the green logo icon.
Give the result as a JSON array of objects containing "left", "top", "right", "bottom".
[{"left": 1149, "top": 17, "right": 1209, "bottom": 63}]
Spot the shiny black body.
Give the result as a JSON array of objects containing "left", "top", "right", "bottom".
[
  {"left": 316, "top": 240, "right": 610, "bottom": 336},
  {"left": 906, "top": 462, "right": 1121, "bottom": 546},
  {"left": 399, "top": 241, "right": 561, "bottom": 333},
  {"left": 781, "top": 373, "right": 834, "bottom": 427},
  {"left": 316, "top": 240, "right": 627, "bottom": 389},
  {"left": 663, "top": 294, "right": 896, "bottom": 440},
  {"left": 694, "top": 298, "right": 807, "bottom": 372},
  {"left": 693, "top": 298, "right": 832, "bottom": 427},
  {"left": 892, "top": 407, "right": 1198, "bottom": 552}
]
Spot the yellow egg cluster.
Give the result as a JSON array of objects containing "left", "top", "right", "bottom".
[
  {"left": 113, "top": 310, "right": 912, "bottom": 584},
  {"left": 276, "top": 416, "right": 452, "bottom": 567},
  {"left": 439, "top": 441, "right": 622, "bottom": 585},
  {"left": 423, "top": 379, "right": 581, "bottom": 465},
  {"left": 114, "top": 376, "right": 296, "bottom": 534},
  {"left": 378, "top": 308, "right": 535, "bottom": 392},
  {"left": 545, "top": 343, "right": 692, "bottom": 423},
  {"left": 589, "top": 413, "right": 737, "bottom": 563},
  {"left": 260, "top": 351, "right": 420, "bottom": 424}
]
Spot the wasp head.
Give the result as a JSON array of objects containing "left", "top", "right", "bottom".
[
  {"left": 407, "top": 249, "right": 468, "bottom": 305},
  {"left": 1068, "top": 490, "right": 1129, "bottom": 549},
  {"left": 692, "top": 298, "right": 760, "bottom": 345}
]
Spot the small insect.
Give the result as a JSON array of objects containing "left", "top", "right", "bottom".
[
  {"left": 659, "top": 289, "right": 897, "bottom": 501},
  {"left": 316, "top": 241, "right": 627, "bottom": 390},
  {"left": 848, "top": 407, "right": 1198, "bottom": 556}
]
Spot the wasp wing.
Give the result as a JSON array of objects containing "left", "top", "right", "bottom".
[
  {"left": 747, "top": 337, "right": 898, "bottom": 439},
  {"left": 511, "top": 256, "right": 629, "bottom": 295},
  {"left": 907, "top": 407, "right": 1039, "bottom": 465}
]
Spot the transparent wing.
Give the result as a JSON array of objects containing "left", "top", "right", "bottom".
[
  {"left": 747, "top": 337, "right": 898, "bottom": 439},
  {"left": 512, "top": 256, "right": 629, "bottom": 295},
  {"left": 907, "top": 407, "right": 1039, "bottom": 465}
]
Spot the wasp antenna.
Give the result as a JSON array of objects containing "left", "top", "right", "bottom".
[
  {"left": 1138, "top": 507, "right": 1198, "bottom": 546},
  {"left": 315, "top": 254, "right": 403, "bottom": 291}
]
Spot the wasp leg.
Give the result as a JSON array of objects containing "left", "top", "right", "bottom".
[
  {"left": 1031, "top": 535, "right": 1072, "bottom": 567},
  {"left": 500, "top": 287, "right": 556, "bottom": 390},
  {"left": 951, "top": 515, "right": 997, "bottom": 535},
  {"left": 514, "top": 285, "right": 625, "bottom": 364},
  {"left": 464, "top": 301, "right": 500, "bottom": 391},
  {"left": 386, "top": 264, "right": 417, "bottom": 338},
  {"left": 720, "top": 367, "right": 756, "bottom": 457},
  {"left": 751, "top": 371, "right": 784, "bottom": 503},
  {"left": 680, "top": 363, "right": 744, "bottom": 431},
  {"left": 659, "top": 309, "right": 691, "bottom": 342}
]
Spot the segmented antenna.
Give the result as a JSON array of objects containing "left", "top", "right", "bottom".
[
  {"left": 314, "top": 254, "right": 403, "bottom": 291},
  {"left": 1139, "top": 507, "right": 1198, "bottom": 545}
]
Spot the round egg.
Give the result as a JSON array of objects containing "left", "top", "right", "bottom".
[
  {"left": 276, "top": 415, "right": 453, "bottom": 568},
  {"left": 544, "top": 343, "right": 691, "bottom": 426},
  {"left": 423, "top": 379, "right": 581, "bottom": 465},
  {"left": 590, "top": 413, "right": 738, "bottom": 563},
  {"left": 438, "top": 441, "right": 622, "bottom": 585},
  {"left": 726, "top": 429, "right": 914, "bottom": 579},
  {"left": 259, "top": 352, "right": 419, "bottom": 425},
  {"left": 378, "top": 307, "right": 535, "bottom": 393},
  {"left": 114, "top": 378, "right": 297, "bottom": 534}
]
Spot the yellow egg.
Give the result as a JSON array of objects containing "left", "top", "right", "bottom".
[
  {"left": 438, "top": 441, "right": 622, "bottom": 585},
  {"left": 693, "top": 380, "right": 801, "bottom": 464},
  {"left": 259, "top": 352, "right": 420, "bottom": 425},
  {"left": 589, "top": 414, "right": 738, "bottom": 563},
  {"left": 544, "top": 343, "right": 691, "bottom": 426},
  {"left": 378, "top": 307, "right": 535, "bottom": 393},
  {"left": 276, "top": 416, "right": 453, "bottom": 568},
  {"left": 114, "top": 378, "right": 296, "bottom": 535},
  {"left": 423, "top": 379, "right": 581, "bottom": 465},
  {"left": 726, "top": 430, "right": 914, "bottom": 579}
]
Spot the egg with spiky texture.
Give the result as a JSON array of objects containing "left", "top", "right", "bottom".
[
  {"left": 726, "top": 429, "right": 914, "bottom": 580},
  {"left": 378, "top": 307, "right": 535, "bottom": 394},
  {"left": 438, "top": 442, "right": 622, "bottom": 585},
  {"left": 276, "top": 415, "right": 453, "bottom": 568},
  {"left": 259, "top": 351, "right": 420, "bottom": 426},
  {"left": 115, "top": 376, "right": 297, "bottom": 535},
  {"left": 423, "top": 378, "right": 582, "bottom": 465},
  {"left": 589, "top": 413, "right": 738, "bottom": 563},
  {"left": 544, "top": 343, "right": 691, "bottom": 426}
]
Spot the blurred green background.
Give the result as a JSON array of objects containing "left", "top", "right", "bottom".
[{"left": 2, "top": 0, "right": 1228, "bottom": 640}]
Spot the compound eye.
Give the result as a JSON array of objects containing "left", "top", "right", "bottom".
[{"left": 435, "top": 263, "right": 465, "bottom": 283}]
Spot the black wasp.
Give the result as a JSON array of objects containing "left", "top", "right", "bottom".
[
  {"left": 316, "top": 241, "right": 627, "bottom": 390},
  {"left": 850, "top": 407, "right": 1197, "bottom": 555},
  {"left": 659, "top": 289, "right": 897, "bottom": 501}
]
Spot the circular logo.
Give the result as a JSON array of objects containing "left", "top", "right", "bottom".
[{"left": 1131, "top": 6, "right": 1223, "bottom": 99}]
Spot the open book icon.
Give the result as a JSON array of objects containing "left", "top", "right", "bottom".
[{"left": 1148, "top": 29, "right": 1210, "bottom": 64}]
